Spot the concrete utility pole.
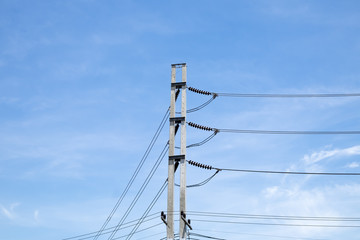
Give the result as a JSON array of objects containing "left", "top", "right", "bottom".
[{"left": 167, "top": 63, "right": 188, "bottom": 240}]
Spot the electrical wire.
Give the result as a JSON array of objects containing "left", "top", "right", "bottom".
[
  {"left": 216, "top": 168, "right": 360, "bottom": 176},
  {"left": 132, "top": 232, "right": 166, "bottom": 240},
  {"left": 174, "top": 170, "right": 220, "bottom": 188},
  {"left": 175, "top": 131, "right": 218, "bottom": 149},
  {"left": 125, "top": 180, "right": 168, "bottom": 240},
  {"left": 189, "top": 232, "right": 226, "bottom": 240},
  {"left": 188, "top": 159, "right": 360, "bottom": 176},
  {"left": 176, "top": 95, "right": 217, "bottom": 114},
  {"left": 193, "top": 229, "right": 328, "bottom": 240},
  {"left": 107, "top": 143, "right": 169, "bottom": 240},
  {"left": 191, "top": 219, "right": 360, "bottom": 228},
  {"left": 218, "top": 128, "right": 360, "bottom": 135},
  {"left": 186, "top": 211, "right": 360, "bottom": 222},
  {"left": 92, "top": 108, "right": 169, "bottom": 240},
  {"left": 188, "top": 86, "right": 360, "bottom": 98},
  {"left": 111, "top": 223, "right": 163, "bottom": 240},
  {"left": 186, "top": 132, "right": 218, "bottom": 148},
  {"left": 63, "top": 214, "right": 160, "bottom": 240},
  {"left": 187, "top": 122, "right": 360, "bottom": 135},
  {"left": 217, "top": 93, "right": 360, "bottom": 98}
]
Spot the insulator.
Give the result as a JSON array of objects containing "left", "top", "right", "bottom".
[
  {"left": 187, "top": 122, "right": 214, "bottom": 132},
  {"left": 188, "top": 86, "right": 212, "bottom": 96},
  {"left": 187, "top": 160, "right": 213, "bottom": 170}
]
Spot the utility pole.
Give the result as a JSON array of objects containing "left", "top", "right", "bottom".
[{"left": 167, "top": 63, "right": 188, "bottom": 240}]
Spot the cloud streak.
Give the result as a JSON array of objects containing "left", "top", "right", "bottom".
[{"left": 303, "top": 145, "right": 360, "bottom": 165}]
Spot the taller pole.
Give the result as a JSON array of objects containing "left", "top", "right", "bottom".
[
  {"left": 167, "top": 63, "right": 187, "bottom": 240},
  {"left": 167, "top": 64, "right": 176, "bottom": 240},
  {"left": 179, "top": 65, "right": 187, "bottom": 240}
]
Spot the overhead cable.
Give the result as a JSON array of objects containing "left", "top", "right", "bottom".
[
  {"left": 187, "top": 211, "right": 360, "bottom": 222},
  {"left": 125, "top": 180, "right": 168, "bottom": 240},
  {"left": 188, "top": 86, "right": 360, "bottom": 98},
  {"left": 189, "top": 232, "right": 226, "bottom": 240},
  {"left": 188, "top": 159, "right": 360, "bottom": 176},
  {"left": 107, "top": 143, "right": 169, "bottom": 240},
  {"left": 215, "top": 168, "right": 360, "bottom": 175},
  {"left": 175, "top": 131, "right": 218, "bottom": 149},
  {"left": 92, "top": 108, "right": 169, "bottom": 240},
  {"left": 175, "top": 170, "right": 220, "bottom": 188},
  {"left": 187, "top": 121, "right": 360, "bottom": 135},
  {"left": 111, "top": 223, "right": 163, "bottom": 240},
  {"left": 191, "top": 219, "right": 360, "bottom": 228},
  {"left": 63, "top": 214, "right": 160, "bottom": 240},
  {"left": 193, "top": 229, "right": 328, "bottom": 240},
  {"left": 176, "top": 94, "right": 217, "bottom": 114}
]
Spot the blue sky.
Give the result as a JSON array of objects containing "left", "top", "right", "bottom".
[{"left": 1, "top": 0, "right": 360, "bottom": 239}]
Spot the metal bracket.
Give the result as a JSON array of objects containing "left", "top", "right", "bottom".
[
  {"left": 170, "top": 117, "right": 185, "bottom": 124},
  {"left": 171, "top": 82, "right": 187, "bottom": 89},
  {"left": 171, "top": 63, "right": 186, "bottom": 68},
  {"left": 161, "top": 211, "right": 167, "bottom": 226},
  {"left": 181, "top": 211, "right": 192, "bottom": 230},
  {"left": 169, "top": 155, "right": 185, "bottom": 161}
]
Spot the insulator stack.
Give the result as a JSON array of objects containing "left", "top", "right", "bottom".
[
  {"left": 188, "top": 160, "right": 213, "bottom": 170},
  {"left": 188, "top": 86, "right": 212, "bottom": 96},
  {"left": 187, "top": 122, "right": 214, "bottom": 131}
]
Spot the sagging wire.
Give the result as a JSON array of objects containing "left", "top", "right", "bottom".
[
  {"left": 187, "top": 121, "right": 360, "bottom": 135},
  {"left": 189, "top": 232, "right": 226, "bottom": 240},
  {"left": 175, "top": 131, "right": 218, "bottom": 149},
  {"left": 176, "top": 95, "right": 217, "bottom": 114},
  {"left": 188, "top": 86, "right": 360, "bottom": 98},
  {"left": 125, "top": 180, "right": 168, "bottom": 240},
  {"left": 188, "top": 159, "right": 360, "bottom": 176},
  {"left": 175, "top": 169, "right": 220, "bottom": 188}
]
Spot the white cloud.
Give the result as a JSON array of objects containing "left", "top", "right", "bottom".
[
  {"left": 264, "top": 186, "right": 279, "bottom": 198},
  {"left": 346, "top": 162, "right": 359, "bottom": 168},
  {"left": 303, "top": 145, "right": 360, "bottom": 165},
  {"left": 1, "top": 205, "right": 14, "bottom": 219},
  {"left": 0, "top": 203, "right": 20, "bottom": 220},
  {"left": 34, "top": 210, "right": 39, "bottom": 221}
]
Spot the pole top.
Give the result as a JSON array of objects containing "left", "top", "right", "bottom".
[{"left": 171, "top": 63, "right": 186, "bottom": 68}]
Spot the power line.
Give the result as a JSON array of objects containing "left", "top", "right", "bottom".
[
  {"left": 188, "top": 86, "right": 360, "bottom": 98},
  {"left": 111, "top": 223, "right": 163, "bottom": 240},
  {"left": 63, "top": 214, "right": 160, "bottom": 240},
  {"left": 191, "top": 219, "right": 360, "bottom": 228},
  {"left": 186, "top": 131, "right": 218, "bottom": 148},
  {"left": 176, "top": 95, "right": 217, "bottom": 114},
  {"left": 189, "top": 232, "right": 226, "bottom": 240},
  {"left": 125, "top": 180, "right": 168, "bottom": 240},
  {"left": 92, "top": 108, "right": 169, "bottom": 240},
  {"left": 217, "top": 93, "right": 360, "bottom": 98},
  {"left": 188, "top": 122, "right": 360, "bottom": 135},
  {"left": 133, "top": 232, "right": 166, "bottom": 240},
  {"left": 174, "top": 170, "right": 220, "bottom": 188},
  {"left": 187, "top": 211, "right": 360, "bottom": 222},
  {"left": 188, "top": 159, "right": 360, "bottom": 176},
  {"left": 216, "top": 168, "right": 360, "bottom": 176},
  {"left": 175, "top": 132, "right": 218, "bottom": 149},
  {"left": 193, "top": 229, "right": 328, "bottom": 240},
  {"left": 107, "top": 143, "right": 169, "bottom": 240},
  {"left": 218, "top": 128, "right": 360, "bottom": 135}
]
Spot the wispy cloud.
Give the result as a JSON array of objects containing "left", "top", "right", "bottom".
[
  {"left": 346, "top": 162, "right": 359, "bottom": 168},
  {"left": 34, "top": 210, "right": 39, "bottom": 221},
  {"left": 0, "top": 202, "right": 20, "bottom": 220},
  {"left": 303, "top": 145, "right": 360, "bottom": 165}
]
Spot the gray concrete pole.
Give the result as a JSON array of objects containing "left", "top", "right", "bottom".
[
  {"left": 179, "top": 64, "right": 187, "bottom": 240},
  {"left": 166, "top": 65, "right": 176, "bottom": 240}
]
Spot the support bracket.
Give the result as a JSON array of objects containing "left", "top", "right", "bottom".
[
  {"left": 161, "top": 211, "right": 168, "bottom": 226},
  {"left": 170, "top": 117, "right": 185, "bottom": 124},
  {"left": 181, "top": 211, "right": 192, "bottom": 230}
]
